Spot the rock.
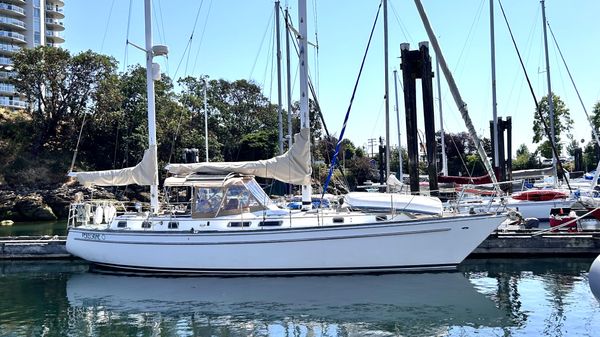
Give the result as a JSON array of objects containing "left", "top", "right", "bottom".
[
  {"left": 0, "top": 219, "right": 13, "bottom": 226},
  {"left": 14, "top": 194, "right": 57, "bottom": 221}
]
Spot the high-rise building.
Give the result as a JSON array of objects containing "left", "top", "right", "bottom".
[{"left": 0, "top": 0, "right": 64, "bottom": 109}]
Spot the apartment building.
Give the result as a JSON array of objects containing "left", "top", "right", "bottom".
[{"left": 0, "top": 0, "right": 64, "bottom": 109}]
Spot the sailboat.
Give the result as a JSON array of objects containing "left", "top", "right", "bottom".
[
  {"left": 65, "top": 0, "right": 508, "bottom": 275},
  {"left": 442, "top": 0, "right": 577, "bottom": 222}
]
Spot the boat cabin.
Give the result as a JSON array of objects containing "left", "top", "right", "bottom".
[{"left": 164, "top": 174, "right": 277, "bottom": 218}]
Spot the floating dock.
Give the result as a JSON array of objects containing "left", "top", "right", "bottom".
[
  {"left": 0, "top": 236, "right": 70, "bottom": 259},
  {"left": 470, "top": 230, "right": 600, "bottom": 257},
  {"left": 1, "top": 231, "right": 600, "bottom": 260}
]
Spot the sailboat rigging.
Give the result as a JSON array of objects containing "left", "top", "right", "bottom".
[{"left": 65, "top": 0, "right": 508, "bottom": 275}]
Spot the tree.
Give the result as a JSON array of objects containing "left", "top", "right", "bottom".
[
  {"left": 532, "top": 93, "right": 573, "bottom": 155},
  {"left": 12, "top": 46, "right": 118, "bottom": 153},
  {"left": 513, "top": 144, "right": 538, "bottom": 170},
  {"left": 179, "top": 77, "right": 279, "bottom": 162}
]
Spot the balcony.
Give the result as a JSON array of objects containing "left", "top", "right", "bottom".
[
  {"left": 0, "top": 70, "right": 13, "bottom": 80},
  {"left": 45, "top": 4, "right": 64, "bottom": 19},
  {"left": 0, "top": 56, "right": 12, "bottom": 67},
  {"left": 46, "top": 30, "right": 64, "bottom": 43},
  {"left": 0, "top": 83, "right": 16, "bottom": 94},
  {"left": 0, "top": 97, "right": 27, "bottom": 109},
  {"left": 45, "top": 18, "right": 64, "bottom": 31},
  {"left": 0, "top": 3, "right": 25, "bottom": 17},
  {"left": 0, "top": 30, "right": 24, "bottom": 43},
  {"left": 0, "top": 42, "right": 20, "bottom": 54},
  {"left": 0, "top": 16, "right": 25, "bottom": 30},
  {"left": 2, "top": 1, "right": 26, "bottom": 5}
]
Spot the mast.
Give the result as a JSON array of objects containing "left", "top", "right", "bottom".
[
  {"left": 414, "top": 0, "right": 501, "bottom": 195},
  {"left": 541, "top": 0, "right": 558, "bottom": 185},
  {"left": 285, "top": 7, "right": 293, "bottom": 150},
  {"left": 298, "top": 0, "right": 312, "bottom": 208},
  {"left": 204, "top": 80, "right": 209, "bottom": 162},
  {"left": 144, "top": 0, "right": 159, "bottom": 212},
  {"left": 393, "top": 69, "right": 404, "bottom": 181},
  {"left": 275, "top": 1, "right": 284, "bottom": 154},
  {"left": 383, "top": 0, "right": 390, "bottom": 191},
  {"left": 490, "top": 0, "right": 499, "bottom": 175},
  {"left": 435, "top": 58, "right": 447, "bottom": 176}
]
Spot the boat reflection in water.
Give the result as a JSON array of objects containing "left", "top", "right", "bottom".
[{"left": 67, "top": 271, "right": 512, "bottom": 336}]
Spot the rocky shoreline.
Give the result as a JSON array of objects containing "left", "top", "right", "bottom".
[{"left": 0, "top": 183, "right": 149, "bottom": 222}]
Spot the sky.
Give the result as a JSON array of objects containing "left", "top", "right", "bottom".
[{"left": 63, "top": 0, "right": 600, "bottom": 159}]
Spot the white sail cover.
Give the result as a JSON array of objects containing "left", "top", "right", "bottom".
[
  {"left": 69, "top": 147, "right": 158, "bottom": 187},
  {"left": 166, "top": 128, "right": 312, "bottom": 185}
]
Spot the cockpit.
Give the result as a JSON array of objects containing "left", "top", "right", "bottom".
[{"left": 164, "top": 174, "right": 277, "bottom": 218}]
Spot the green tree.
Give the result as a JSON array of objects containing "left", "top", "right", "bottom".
[
  {"left": 513, "top": 143, "right": 538, "bottom": 170},
  {"left": 12, "top": 46, "right": 118, "bottom": 153},
  {"left": 179, "top": 77, "right": 278, "bottom": 162},
  {"left": 532, "top": 93, "right": 573, "bottom": 155}
]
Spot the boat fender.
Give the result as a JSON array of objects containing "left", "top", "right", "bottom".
[
  {"left": 590, "top": 254, "right": 600, "bottom": 302},
  {"left": 93, "top": 206, "right": 104, "bottom": 225},
  {"left": 105, "top": 205, "right": 117, "bottom": 222}
]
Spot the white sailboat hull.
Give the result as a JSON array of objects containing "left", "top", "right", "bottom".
[{"left": 66, "top": 213, "right": 502, "bottom": 274}]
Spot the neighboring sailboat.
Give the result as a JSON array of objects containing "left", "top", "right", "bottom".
[{"left": 65, "top": 0, "right": 508, "bottom": 275}]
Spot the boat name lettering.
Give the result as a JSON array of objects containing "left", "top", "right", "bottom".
[{"left": 82, "top": 232, "right": 106, "bottom": 241}]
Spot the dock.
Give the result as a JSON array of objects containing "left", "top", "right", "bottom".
[
  {"left": 470, "top": 230, "right": 600, "bottom": 257},
  {"left": 0, "top": 236, "right": 70, "bottom": 259},
  {"left": 1, "top": 231, "right": 600, "bottom": 260}
]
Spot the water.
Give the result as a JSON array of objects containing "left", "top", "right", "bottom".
[
  {"left": 0, "top": 220, "right": 67, "bottom": 237},
  {"left": 0, "top": 258, "right": 598, "bottom": 337}
]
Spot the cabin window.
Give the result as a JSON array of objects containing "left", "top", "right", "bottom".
[
  {"left": 259, "top": 221, "right": 282, "bottom": 227},
  {"left": 141, "top": 221, "right": 152, "bottom": 228},
  {"left": 333, "top": 217, "right": 345, "bottom": 223},
  {"left": 192, "top": 187, "right": 223, "bottom": 218},
  {"left": 228, "top": 221, "right": 251, "bottom": 227},
  {"left": 117, "top": 221, "right": 127, "bottom": 228},
  {"left": 217, "top": 183, "right": 264, "bottom": 216},
  {"left": 376, "top": 215, "right": 387, "bottom": 222},
  {"left": 168, "top": 221, "right": 179, "bottom": 229}
]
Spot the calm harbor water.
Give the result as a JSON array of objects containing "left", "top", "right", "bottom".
[
  {"left": 0, "top": 258, "right": 598, "bottom": 337},
  {"left": 0, "top": 220, "right": 67, "bottom": 237}
]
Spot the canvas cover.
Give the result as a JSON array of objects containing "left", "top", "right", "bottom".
[
  {"left": 165, "top": 128, "right": 312, "bottom": 185},
  {"left": 69, "top": 146, "right": 158, "bottom": 187}
]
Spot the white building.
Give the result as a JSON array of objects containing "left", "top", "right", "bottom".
[{"left": 0, "top": 0, "right": 64, "bottom": 109}]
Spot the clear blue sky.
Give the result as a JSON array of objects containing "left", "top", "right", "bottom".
[{"left": 64, "top": 0, "right": 600, "bottom": 158}]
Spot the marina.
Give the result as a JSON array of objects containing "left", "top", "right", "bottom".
[{"left": 1, "top": 0, "right": 600, "bottom": 335}]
